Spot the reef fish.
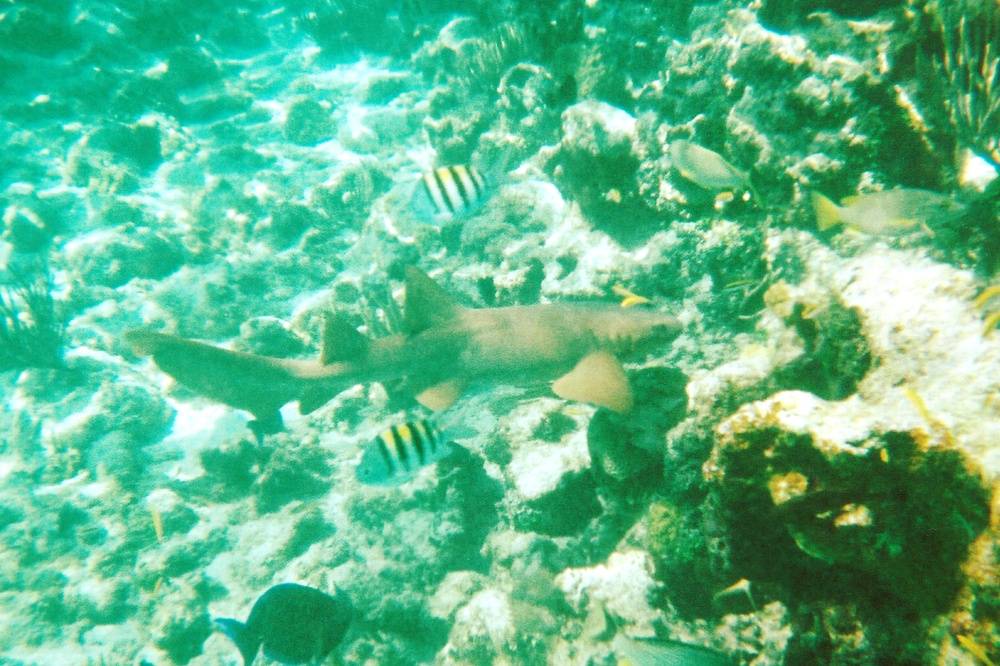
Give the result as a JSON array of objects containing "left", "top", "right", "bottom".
[
  {"left": 613, "top": 635, "right": 733, "bottom": 666},
  {"left": 668, "top": 140, "right": 755, "bottom": 196},
  {"left": 811, "top": 188, "right": 966, "bottom": 235},
  {"left": 215, "top": 583, "right": 353, "bottom": 666},
  {"left": 126, "top": 267, "right": 682, "bottom": 434},
  {"left": 412, "top": 164, "right": 487, "bottom": 218},
  {"left": 356, "top": 419, "right": 453, "bottom": 486}
]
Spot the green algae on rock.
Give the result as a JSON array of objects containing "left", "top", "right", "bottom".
[{"left": 707, "top": 390, "right": 991, "bottom": 659}]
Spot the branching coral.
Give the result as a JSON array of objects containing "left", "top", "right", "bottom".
[
  {"left": 927, "top": 0, "right": 1000, "bottom": 168},
  {"left": 0, "top": 265, "right": 65, "bottom": 372}
]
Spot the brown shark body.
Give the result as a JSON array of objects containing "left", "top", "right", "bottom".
[{"left": 126, "top": 267, "right": 682, "bottom": 434}]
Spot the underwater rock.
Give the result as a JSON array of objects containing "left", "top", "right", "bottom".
[
  {"left": 284, "top": 98, "right": 335, "bottom": 146},
  {"left": 310, "top": 158, "right": 392, "bottom": 230},
  {"left": 587, "top": 367, "right": 688, "bottom": 495},
  {"left": 549, "top": 100, "right": 660, "bottom": 245},
  {"left": 235, "top": 316, "right": 307, "bottom": 358},
  {"left": 177, "top": 91, "right": 254, "bottom": 125},
  {"left": 194, "top": 437, "right": 259, "bottom": 502},
  {"left": 90, "top": 121, "right": 165, "bottom": 174},
  {"left": 758, "top": 0, "right": 906, "bottom": 32},
  {"left": 429, "top": 571, "right": 492, "bottom": 623},
  {"left": 3, "top": 202, "right": 58, "bottom": 253},
  {"left": 706, "top": 389, "right": 990, "bottom": 656},
  {"left": 440, "top": 588, "right": 515, "bottom": 664},
  {"left": 150, "top": 580, "right": 213, "bottom": 665},
  {"left": 503, "top": 401, "right": 601, "bottom": 537},
  {"left": 145, "top": 489, "right": 199, "bottom": 540},
  {"left": 765, "top": 280, "right": 873, "bottom": 400},
  {"left": 256, "top": 203, "right": 314, "bottom": 250},
  {"left": 251, "top": 443, "right": 331, "bottom": 514},
  {"left": 556, "top": 550, "right": 662, "bottom": 633},
  {"left": 0, "top": 2, "right": 79, "bottom": 57},
  {"left": 163, "top": 46, "right": 221, "bottom": 90},
  {"left": 67, "top": 227, "right": 185, "bottom": 288},
  {"left": 72, "top": 576, "right": 135, "bottom": 625}
]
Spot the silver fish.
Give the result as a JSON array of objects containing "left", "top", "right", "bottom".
[
  {"left": 613, "top": 635, "right": 733, "bottom": 666},
  {"left": 811, "top": 188, "right": 966, "bottom": 235},
  {"left": 668, "top": 140, "right": 753, "bottom": 193}
]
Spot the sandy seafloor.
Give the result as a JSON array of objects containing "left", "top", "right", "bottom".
[{"left": 3, "top": 0, "right": 1000, "bottom": 664}]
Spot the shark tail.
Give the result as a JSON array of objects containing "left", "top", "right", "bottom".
[{"left": 215, "top": 618, "right": 259, "bottom": 666}]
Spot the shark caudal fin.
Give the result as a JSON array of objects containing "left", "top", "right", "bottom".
[
  {"left": 551, "top": 351, "right": 633, "bottom": 413},
  {"left": 403, "top": 266, "right": 463, "bottom": 334},
  {"left": 811, "top": 191, "right": 842, "bottom": 232},
  {"left": 215, "top": 618, "right": 259, "bottom": 666}
]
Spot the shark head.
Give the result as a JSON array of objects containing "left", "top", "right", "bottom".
[{"left": 585, "top": 307, "right": 683, "bottom": 358}]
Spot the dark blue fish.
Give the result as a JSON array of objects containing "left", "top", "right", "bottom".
[{"left": 215, "top": 583, "right": 353, "bottom": 665}]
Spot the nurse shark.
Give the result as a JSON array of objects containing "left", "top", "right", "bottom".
[{"left": 126, "top": 267, "right": 682, "bottom": 436}]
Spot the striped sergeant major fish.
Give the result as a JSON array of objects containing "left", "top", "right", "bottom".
[
  {"left": 356, "top": 419, "right": 454, "bottom": 486},
  {"left": 412, "top": 165, "right": 488, "bottom": 219}
]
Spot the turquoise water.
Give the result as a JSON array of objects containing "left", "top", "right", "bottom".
[{"left": 1, "top": 0, "right": 999, "bottom": 664}]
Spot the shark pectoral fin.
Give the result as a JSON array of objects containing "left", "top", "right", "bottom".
[
  {"left": 552, "top": 351, "right": 633, "bottom": 413},
  {"left": 416, "top": 379, "right": 466, "bottom": 411},
  {"left": 321, "top": 313, "right": 369, "bottom": 365},
  {"left": 404, "top": 266, "right": 463, "bottom": 335}
]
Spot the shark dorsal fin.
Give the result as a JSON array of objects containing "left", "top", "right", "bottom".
[
  {"left": 404, "top": 266, "right": 461, "bottom": 335},
  {"left": 551, "top": 351, "right": 633, "bottom": 413},
  {"left": 321, "top": 313, "right": 369, "bottom": 365}
]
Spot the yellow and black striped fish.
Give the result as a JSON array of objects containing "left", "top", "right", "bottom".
[
  {"left": 355, "top": 420, "right": 452, "bottom": 486},
  {"left": 416, "top": 165, "right": 487, "bottom": 218}
]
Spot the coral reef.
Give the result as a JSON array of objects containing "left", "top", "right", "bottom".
[
  {"left": 4, "top": 0, "right": 1000, "bottom": 664},
  {"left": 923, "top": 0, "right": 1000, "bottom": 169}
]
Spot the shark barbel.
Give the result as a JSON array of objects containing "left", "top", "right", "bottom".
[{"left": 125, "top": 267, "right": 682, "bottom": 435}]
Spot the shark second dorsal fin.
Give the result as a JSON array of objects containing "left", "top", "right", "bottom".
[
  {"left": 416, "top": 379, "right": 466, "bottom": 411},
  {"left": 322, "top": 313, "right": 369, "bottom": 365},
  {"left": 551, "top": 351, "right": 633, "bottom": 413},
  {"left": 404, "top": 266, "right": 461, "bottom": 335}
]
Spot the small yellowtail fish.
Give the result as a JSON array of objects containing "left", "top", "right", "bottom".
[
  {"left": 957, "top": 634, "right": 997, "bottom": 666},
  {"left": 668, "top": 140, "right": 758, "bottom": 200},
  {"left": 612, "top": 285, "right": 651, "bottom": 308},
  {"left": 412, "top": 165, "right": 488, "bottom": 219},
  {"left": 356, "top": 419, "right": 454, "bottom": 486},
  {"left": 811, "top": 188, "right": 966, "bottom": 235}
]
